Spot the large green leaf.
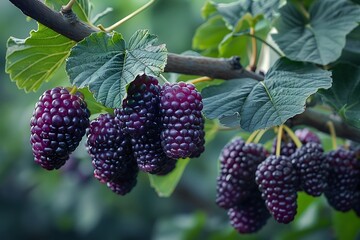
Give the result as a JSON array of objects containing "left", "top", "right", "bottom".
[
  {"left": 272, "top": 0, "right": 360, "bottom": 65},
  {"left": 202, "top": 58, "right": 332, "bottom": 131},
  {"left": 332, "top": 211, "right": 360, "bottom": 240},
  {"left": 319, "top": 64, "right": 360, "bottom": 128},
  {"left": 149, "top": 159, "right": 190, "bottom": 197},
  {"left": 66, "top": 30, "right": 167, "bottom": 108},
  {"left": 5, "top": 24, "right": 75, "bottom": 92},
  {"left": 210, "top": 0, "right": 281, "bottom": 29}
]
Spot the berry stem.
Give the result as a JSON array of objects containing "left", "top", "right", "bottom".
[
  {"left": 69, "top": 86, "right": 78, "bottom": 95},
  {"left": 327, "top": 121, "right": 337, "bottom": 150},
  {"left": 240, "top": 33, "right": 283, "bottom": 57},
  {"left": 100, "top": 0, "right": 156, "bottom": 32},
  {"left": 249, "top": 27, "right": 257, "bottom": 72},
  {"left": 283, "top": 125, "right": 302, "bottom": 149},
  {"left": 188, "top": 76, "right": 213, "bottom": 85},
  {"left": 62, "top": 0, "right": 76, "bottom": 12},
  {"left": 246, "top": 130, "right": 260, "bottom": 144},
  {"left": 254, "top": 129, "right": 267, "bottom": 144},
  {"left": 159, "top": 74, "right": 170, "bottom": 84},
  {"left": 276, "top": 125, "right": 284, "bottom": 157}
]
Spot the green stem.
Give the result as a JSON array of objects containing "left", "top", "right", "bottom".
[
  {"left": 159, "top": 74, "right": 170, "bottom": 84},
  {"left": 276, "top": 125, "right": 284, "bottom": 157},
  {"left": 246, "top": 130, "right": 260, "bottom": 144},
  {"left": 327, "top": 121, "right": 337, "bottom": 150},
  {"left": 62, "top": 0, "right": 76, "bottom": 12},
  {"left": 283, "top": 125, "right": 302, "bottom": 149},
  {"left": 242, "top": 33, "right": 284, "bottom": 57},
  {"left": 254, "top": 129, "right": 267, "bottom": 144},
  {"left": 69, "top": 86, "right": 78, "bottom": 95},
  {"left": 103, "top": 0, "right": 156, "bottom": 32}
]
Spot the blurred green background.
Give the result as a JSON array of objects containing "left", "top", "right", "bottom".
[{"left": 1, "top": 0, "right": 359, "bottom": 239}]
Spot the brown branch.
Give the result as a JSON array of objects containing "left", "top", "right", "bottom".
[{"left": 7, "top": 0, "right": 360, "bottom": 142}]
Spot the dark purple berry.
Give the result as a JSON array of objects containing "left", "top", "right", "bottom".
[
  {"left": 291, "top": 142, "right": 328, "bottom": 196},
  {"left": 160, "top": 82, "right": 205, "bottom": 159},
  {"left": 116, "top": 75, "right": 161, "bottom": 136},
  {"left": 256, "top": 155, "right": 298, "bottom": 224},
  {"left": 295, "top": 128, "right": 321, "bottom": 145},
  {"left": 107, "top": 172, "right": 138, "bottom": 196},
  {"left": 271, "top": 137, "right": 297, "bottom": 157},
  {"left": 324, "top": 148, "right": 360, "bottom": 212},
  {"left": 86, "top": 114, "right": 138, "bottom": 184},
  {"left": 228, "top": 191, "right": 270, "bottom": 234},
  {"left": 132, "top": 126, "right": 177, "bottom": 175},
  {"left": 30, "top": 87, "right": 90, "bottom": 170},
  {"left": 216, "top": 137, "right": 268, "bottom": 209}
]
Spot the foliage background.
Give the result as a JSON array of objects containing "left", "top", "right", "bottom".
[{"left": 0, "top": 0, "right": 359, "bottom": 239}]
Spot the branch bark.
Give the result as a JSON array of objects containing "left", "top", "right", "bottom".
[{"left": 8, "top": 0, "right": 360, "bottom": 143}]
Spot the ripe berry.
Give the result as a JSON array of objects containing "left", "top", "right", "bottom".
[
  {"left": 271, "top": 137, "right": 297, "bottom": 157},
  {"left": 160, "top": 82, "right": 205, "bottom": 159},
  {"left": 256, "top": 155, "right": 299, "bottom": 224},
  {"left": 30, "top": 87, "right": 90, "bottom": 170},
  {"left": 291, "top": 142, "right": 328, "bottom": 196},
  {"left": 295, "top": 128, "right": 321, "bottom": 145},
  {"left": 132, "top": 126, "right": 177, "bottom": 175},
  {"left": 324, "top": 148, "right": 360, "bottom": 212},
  {"left": 228, "top": 191, "right": 270, "bottom": 234},
  {"left": 107, "top": 161, "right": 139, "bottom": 195},
  {"left": 116, "top": 75, "right": 161, "bottom": 136},
  {"left": 86, "top": 113, "right": 138, "bottom": 183},
  {"left": 216, "top": 137, "right": 268, "bottom": 209}
]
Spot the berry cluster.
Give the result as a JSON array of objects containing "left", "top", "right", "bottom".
[
  {"left": 217, "top": 128, "right": 360, "bottom": 234},
  {"left": 30, "top": 75, "right": 206, "bottom": 196}
]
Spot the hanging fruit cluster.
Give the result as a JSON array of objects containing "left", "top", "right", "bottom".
[
  {"left": 216, "top": 127, "right": 360, "bottom": 234},
  {"left": 30, "top": 75, "right": 205, "bottom": 195}
]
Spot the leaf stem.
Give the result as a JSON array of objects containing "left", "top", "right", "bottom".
[
  {"left": 159, "top": 74, "right": 170, "bottom": 84},
  {"left": 327, "top": 121, "right": 337, "bottom": 150},
  {"left": 242, "top": 33, "right": 283, "bottom": 57},
  {"left": 246, "top": 130, "right": 260, "bottom": 144},
  {"left": 249, "top": 27, "right": 257, "bottom": 72},
  {"left": 62, "top": 0, "right": 77, "bottom": 12},
  {"left": 102, "top": 0, "right": 156, "bottom": 32},
  {"left": 283, "top": 125, "right": 302, "bottom": 149},
  {"left": 276, "top": 125, "right": 284, "bottom": 157},
  {"left": 69, "top": 86, "right": 78, "bottom": 95},
  {"left": 188, "top": 76, "right": 213, "bottom": 85}
]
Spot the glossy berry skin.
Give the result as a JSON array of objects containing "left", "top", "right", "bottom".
[
  {"left": 116, "top": 75, "right": 161, "bottom": 136},
  {"left": 256, "top": 155, "right": 299, "bottom": 224},
  {"left": 132, "top": 127, "right": 177, "bottom": 175},
  {"left": 160, "top": 82, "right": 205, "bottom": 159},
  {"left": 30, "top": 87, "right": 90, "bottom": 170},
  {"left": 295, "top": 128, "right": 321, "bottom": 145},
  {"left": 107, "top": 161, "right": 139, "bottom": 195},
  {"left": 324, "top": 148, "right": 360, "bottom": 212},
  {"left": 271, "top": 138, "right": 297, "bottom": 157},
  {"left": 216, "top": 137, "right": 268, "bottom": 209},
  {"left": 228, "top": 191, "right": 270, "bottom": 234},
  {"left": 291, "top": 142, "right": 328, "bottom": 196},
  {"left": 86, "top": 114, "right": 138, "bottom": 183}
]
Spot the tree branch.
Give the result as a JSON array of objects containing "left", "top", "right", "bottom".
[{"left": 8, "top": 0, "right": 360, "bottom": 143}]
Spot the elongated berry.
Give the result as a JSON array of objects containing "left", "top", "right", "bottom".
[
  {"left": 291, "top": 142, "right": 328, "bottom": 196},
  {"left": 116, "top": 75, "right": 161, "bottom": 136},
  {"left": 86, "top": 113, "right": 138, "bottom": 183},
  {"left": 216, "top": 137, "right": 268, "bottom": 209},
  {"left": 30, "top": 87, "right": 90, "bottom": 170},
  {"left": 160, "top": 82, "right": 205, "bottom": 159},
  {"left": 256, "top": 155, "right": 299, "bottom": 223},
  {"left": 228, "top": 191, "right": 270, "bottom": 234},
  {"left": 324, "top": 148, "right": 360, "bottom": 212}
]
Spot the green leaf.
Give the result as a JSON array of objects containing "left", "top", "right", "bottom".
[
  {"left": 201, "top": 1, "right": 217, "bottom": 19},
  {"left": 212, "top": 0, "right": 281, "bottom": 29},
  {"left": 319, "top": 64, "right": 360, "bottom": 128},
  {"left": 272, "top": 0, "right": 360, "bottom": 65},
  {"left": 338, "top": 25, "right": 360, "bottom": 66},
  {"left": 192, "top": 16, "right": 231, "bottom": 51},
  {"left": 149, "top": 159, "right": 190, "bottom": 197},
  {"left": 78, "top": 88, "right": 113, "bottom": 115},
  {"left": 332, "top": 211, "right": 360, "bottom": 240},
  {"left": 5, "top": 24, "right": 75, "bottom": 92},
  {"left": 202, "top": 58, "right": 332, "bottom": 131},
  {"left": 66, "top": 30, "right": 167, "bottom": 108},
  {"left": 45, "top": 0, "right": 92, "bottom": 23}
]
